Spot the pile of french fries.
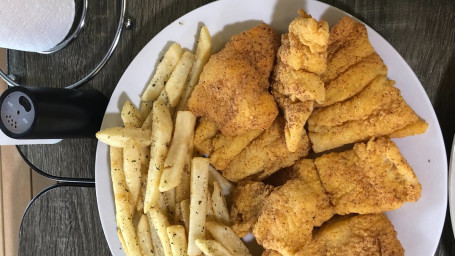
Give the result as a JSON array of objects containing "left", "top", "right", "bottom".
[{"left": 97, "top": 26, "right": 251, "bottom": 256}]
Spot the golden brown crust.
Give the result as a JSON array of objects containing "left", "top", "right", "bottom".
[
  {"left": 297, "top": 214, "right": 404, "bottom": 256},
  {"left": 314, "top": 137, "right": 421, "bottom": 215},
  {"left": 222, "top": 116, "right": 311, "bottom": 182},
  {"left": 230, "top": 181, "right": 274, "bottom": 237},
  {"left": 188, "top": 23, "right": 279, "bottom": 136}
]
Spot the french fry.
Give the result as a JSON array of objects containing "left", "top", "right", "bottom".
[
  {"left": 96, "top": 127, "right": 152, "bottom": 147},
  {"left": 211, "top": 181, "right": 230, "bottom": 225},
  {"left": 166, "top": 51, "right": 195, "bottom": 107},
  {"left": 144, "top": 100, "right": 173, "bottom": 213},
  {"left": 206, "top": 191, "right": 215, "bottom": 222},
  {"left": 142, "top": 111, "right": 154, "bottom": 129},
  {"left": 142, "top": 43, "right": 183, "bottom": 101},
  {"left": 188, "top": 157, "right": 210, "bottom": 256},
  {"left": 208, "top": 166, "right": 234, "bottom": 197},
  {"left": 195, "top": 239, "right": 233, "bottom": 256},
  {"left": 148, "top": 208, "right": 173, "bottom": 256},
  {"left": 166, "top": 225, "right": 188, "bottom": 256},
  {"left": 160, "top": 111, "right": 196, "bottom": 192},
  {"left": 206, "top": 221, "right": 251, "bottom": 256},
  {"left": 149, "top": 214, "right": 165, "bottom": 256},
  {"left": 180, "top": 199, "right": 190, "bottom": 233},
  {"left": 118, "top": 229, "right": 130, "bottom": 256},
  {"left": 140, "top": 101, "right": 153, "bottom": 120},
  {"left": 124, "top": 139, "right": 142, "bottom": 213},
  {"left": 137, "top": 214, "right": 156, "bottom": 256},
  {"left": 111, "top": 147, "right": 142, "bottom": 256},
  {"left": 122, "top": 100, "right": 143, "bottom": 128},
  {"left": 177, "top": 26, "right": 212, "bottom": 111},
  {"left": 164, "top": 188, "right": 176, "bottom": 221}
]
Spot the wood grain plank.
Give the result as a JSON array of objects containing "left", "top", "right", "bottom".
[
  {"left": 19, "top": 185, "right": 110, "bottom": 256},
  {"left": 1, "top": 146, "right": 31, "bottom": 256}
]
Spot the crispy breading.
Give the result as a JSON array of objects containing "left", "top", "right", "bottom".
[
  {"left": 273, "top": 90, "right": 314, "bottom": 152},
  {"left": 320, "top": 52, "right": 388, "bottom": 107},
  {"left": 221, "top": 116, "right": 311, "bottom": 182},
  {"left": 262, "top": 250, "right": 282, "bottom": 256},
  {"left": 210, "top": 129, "right": 263, "bottom": 170},
  {"left": 229, "top": 181, "right": 274, "bottom": 237},
  {"left": 308, "top": 76, "right": 421, "bottom": 153},
  {"left": 272, "top": 60, "right": 325, "bottom": 104},
  {"left": 322, "top": 17, "right": 375, "bottom": 83},
  {"left": 193, "top": 117, "right": 219, "bottom": 156},
  {"left": 188, "top": 23, "right": 279, "bottom": 136},
  {"left": 309, "top": 76, "right": 403, "bottom": 132},
  {"left": 314, "top": 137, "right": 421, "bottom": 215},
  {"left": 278, "top": 11, "right": 329, "bottom": 74},
  {"left": 264, "top": 159, "right": 316, "bottom": 187},
  {"left": 296, "top": 214, "right": 404, "bottom": 256},
  {"left": 253, "top": 162, "right": 334, "bottom": 256},
  {"left": 388, "top": 118, "right": 428, "bottom": 138}
]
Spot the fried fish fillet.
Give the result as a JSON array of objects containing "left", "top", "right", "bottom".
[
  {"left": 314, "top": 137, "right": 421, "bottom": 215},
  {"left": 253, "top": 160, "right": 334, "bottom": 256},
  {"left": 308, "top": 76, "right": 423, "bottom": 153},
  {"left": 272, "top": 10, "right": 329, "bottom": 152},
  {"left": 230, "top": 181, "right": 274, "bottom": 237},
  {"left": 193, "top": 117, "right": 219, "bottom": 156},
  {"left": 210, "top": 129, "right": 264, "bottom": 170},
  {"left": 278, "top": 10, "right": 330, "bottom": 74},
  {"left": 322, "top": 17, "right": 375, "bottom": 83},
  {"left": 222, "top": 116, "right": 311, "bottom": 182},
  {"left": 188, "top": 23, "right": 279, "bottom": 136},
  {"left": 320, "top": 52, "right": 387, "bottom": 107},
  {"left": 272, "top": 91, "right": 314, "bottom": 153},
  {"left": 296, "top": 214, "right": 404, "bottom": 256}
]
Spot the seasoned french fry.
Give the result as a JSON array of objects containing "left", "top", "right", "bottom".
[
  {"left": 180, "top": 199, "right": 190, "bottom": 233},
  {"left": 166, "top": 51, "right": 195, "bottom": 107},
  {"left": 164, "top": 188, "right": 176, "bottom": 221},
  {"left": 137, "top": 214, "right": 156, "bottom": 256},
  {"left": 148, "top": 208, "right": 173, "bottom": 256},
  {"left": 206, "top": 221, "right": 251, "bottom": 256},
  {"left": 175, "top": 164, "right": 191, "bottom": 204},
  {"left": 144, "top": 100, "right": 173, "bottom": 213},
  {"left": 142, "top": 43, "right": 183, "bottom": 101},
  {"left": 142, "top": 111, "right": 154, "bottom": 129},
  {"left": 96, "top": 127, "right": 152, "bottom": 147},
  {"left": 160, "top": 111, "right": 196, "bottom": 192},
  {"left": 206, "top": 191, "right": 215, "bottom": 222},
  {"left": 211, "top": 181, "right": 230, "bottom": 225},
  {"left": 111, "top": 147, "right": 142, "bottom": 256},
  {"left": 188, "top": 157, "right": 210, "bottom": 256},
  {"left": 122, "top": 100, "right": 143, "bottom": 128},
  {"left": 177, "top": 26, "right": 212, "bottom": 111},
  {"left": 148, "top": 214, "right": 165, "bottom": 256},
  {"left": 208, "top": 166, "right": 234, "bottom": 197},
  {"left": 118, "top": 229, "right": 130, "bottom": 256},
  {"left": 124, "top": 139, "right": 142, "bottom": 213},
  {"left": 166, "top": 225, "right": 187, "bottom": 256},
  {"left": 195, "top": 239, "right": 233, "bottom": 256},
  {"left": 140, "top": 101, "right": 153, "bottom": 120}
]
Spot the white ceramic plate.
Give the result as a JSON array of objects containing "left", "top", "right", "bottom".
[
  {"left": 95, "top": 0, "right": 448, "bottom": 255},
  {"left": 449, "top": 135, "right": 455, "bottom": 237}
]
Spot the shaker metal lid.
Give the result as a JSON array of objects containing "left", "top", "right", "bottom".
[{"left": 0, "top": 90, "right": 35, "bottom": 135}]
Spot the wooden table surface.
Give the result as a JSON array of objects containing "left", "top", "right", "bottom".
[{"left": 8, "top": 0, "right": 455, "bottom": 255}]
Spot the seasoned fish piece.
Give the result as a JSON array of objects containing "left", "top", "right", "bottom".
[
  {"left": 253, "top": 161, "right": 334, "bottom": 256},
  {"left": 314, "top": 137, "right": 421, "bottom": 215},
  {"left": 322, "top": 17, "right": 375, "bottom": 83},
  {"left": 229, "top": 181, "right": 274, "bottom": 237},
  {"left": 296, "top": 214, "right": 404, "bottom": 256},
  {"left": 320, "top": 52, "right": 387, "bottom": 107},
  {"left": 188, "top": 23, "right": 279, "bottom": 136},
  {"left": 210, "top": 129, "right": 263, "bottom": 170},
  {"left": 222, "top": 117, "right": 311, "bottom": 182},
  {"left": 193, "top": 117, "right": 219, "bottom": 156}
]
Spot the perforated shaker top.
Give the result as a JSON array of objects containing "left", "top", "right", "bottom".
[{"left": 1, "top": 91, "right": 35, "bottom": 134}]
